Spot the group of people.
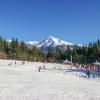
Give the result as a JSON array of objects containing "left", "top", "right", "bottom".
[
  {"left": 37, "top": 62, "right": 100, "bottom": 79},
  {"left": 73, "top": 63, "right": 100, "bottom": 78}
]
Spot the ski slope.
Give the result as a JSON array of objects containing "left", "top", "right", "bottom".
[{"left": 0, "top": 59, "right": 100, "bottom": 100}]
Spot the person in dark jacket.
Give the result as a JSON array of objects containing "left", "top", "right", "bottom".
[
  {"left": 38, "top": 66, "right": 41, "bottom": 72},
  {"left": 86, "top": 70, "right": 90, "bottom": 78}
]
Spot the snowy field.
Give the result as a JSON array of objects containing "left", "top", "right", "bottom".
[{"left": 0, "top": 59, "right": 100, "bottom": 100}]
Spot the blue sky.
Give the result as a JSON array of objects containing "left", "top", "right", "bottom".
[{"left": 0, "top": 0, "right": 100, "bottom": 44}]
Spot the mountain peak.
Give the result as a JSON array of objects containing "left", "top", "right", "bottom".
[
  {"left": 47, "top": 35, "right": 60, "bottom": 43},
  {"left": 26, "top": 35, "right": 82, "bottom": 52},
  {"left": 48, "top": 35, "right": 54, "bottom": 38},
  {"left": 46, "top": 35, "right": 74, "bottom": 46}
]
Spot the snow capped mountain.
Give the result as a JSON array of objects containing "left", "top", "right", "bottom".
[
  {"left": 7, "top": 36, "right": 82, "bottom": 51},
  {"left": 25, "top": 36, "right": 83, "bottom": 51},
  {"left": 25, "top": 41, "right": 38, "bottom": 49},
  {"left": 36, "top": 35, "right": 74, "bottom": 47},
  {"left": 25, "top": 35, "right": 82, "bottom": 52},
  {"left": 25, "top": 41, "right": 38, "bottom": 46},
  {"left": 35, "top": 36, "right": 76, "bottom": 52}
]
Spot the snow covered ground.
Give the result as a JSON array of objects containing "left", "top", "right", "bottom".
[{"left": 0, "top": 59, "right": 100, "bottom": 100}]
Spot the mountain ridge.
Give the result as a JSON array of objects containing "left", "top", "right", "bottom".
[
  {"left": 7, "top": 36, "right": 82, "bottom": 52},
  {"left": 26, "top": 35, "right": 82, "bottom": 52}
]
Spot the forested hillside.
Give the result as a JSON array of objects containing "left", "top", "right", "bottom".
[{"left": 0, "top": 36, "right": 100, "bottom": 64}]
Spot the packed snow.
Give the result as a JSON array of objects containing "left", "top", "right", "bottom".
[{"left": 0, "top": 59, "right": 100, "bottom": 100}]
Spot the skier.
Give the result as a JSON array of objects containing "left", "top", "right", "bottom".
[
  {"left": 92, "top": 68, "right": 96, "bottom": 79},
  {"left": 15, "top": 61, "right": 16, "bottom": 64},
  {"left": 38, "top": 66, "right": 41, "bottom": 72},
  {"left": 86, "top": 70, "right": 90, "bottom": 78},
  {"left": 97, "top": 70, "right": 100, "bottom": 78},
  {"left": 22, "top": 61, "right": 25, "bottom": 65}
]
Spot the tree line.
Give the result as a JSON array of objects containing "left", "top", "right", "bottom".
[
  {"left": 46, "top": 39, "right": 100, "bottom": 64},
  {"left": 0, "top": 37, "right": 44, "bottom": 61},
  {"left": 0, "top": 36, "right": 100, "bottom": 64}
]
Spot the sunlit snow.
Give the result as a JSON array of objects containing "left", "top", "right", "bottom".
[{"left": 0, "top": 59, "right": 99, "bottom": 100}]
